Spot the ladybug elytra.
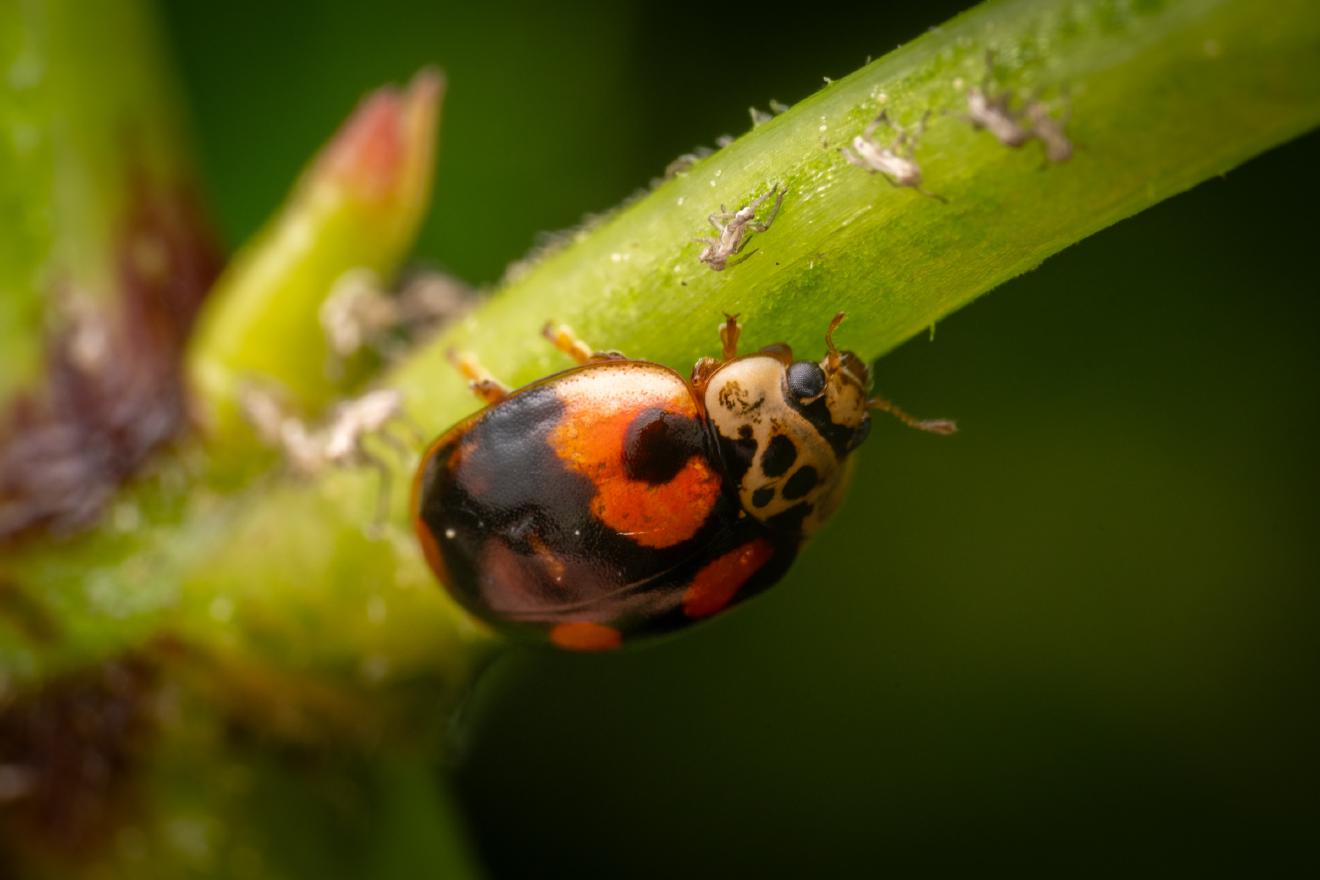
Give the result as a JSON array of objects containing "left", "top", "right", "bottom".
[{"left": 411, "top": 313, "right": 953, "bottom": 651}]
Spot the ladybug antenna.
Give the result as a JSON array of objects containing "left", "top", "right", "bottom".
[
  {"left": 868, "top": 394, "right": 958, "bottom": 435},
  {"left": 824, "top": 311, "right": 846, "bottom": 373}
]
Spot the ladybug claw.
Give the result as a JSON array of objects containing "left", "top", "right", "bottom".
[
  {"left": 543, "top": 320, "right": 626, "bottom": 365},
  {"left": 449, "top": 349, "right": 510, "bottom": 403}
]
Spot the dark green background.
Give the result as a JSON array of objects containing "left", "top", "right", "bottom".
[{"left": 162, "top": 1, "right": 1319, "bottom": 874}]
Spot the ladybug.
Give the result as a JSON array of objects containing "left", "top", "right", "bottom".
[{"left": 411, "top": 313, "right": 954, "bottom": 651}]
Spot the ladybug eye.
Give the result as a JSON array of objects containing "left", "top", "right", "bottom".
[{"left": 787, "top": 361, "right": 826, "bottom": 400}]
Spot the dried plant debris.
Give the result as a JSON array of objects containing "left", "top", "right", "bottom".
[
  {"left": 695, "top": 184, "right": 786, "bottom": 271},
  {"left": 320, "top": 267, "right": 473, "bottom": 368},
  {"left": 661, "top": 136, "right": 737, "bottom": 183},
  {"left": 501, "top": 202, "right": 641, "bottom": 285},
  {"left": 0, "top": 177, "right": 220, "bottom": 543},
  {"left": 841, "top": 111, "right": 946, "bottom": 202},
  {"left": 748, "top": 100, "right": 788, "bottom": 127},
  {"left": 1026, "top": 100, "right": 1073, "bottom": 163},
  {"left": 0, "top": 657, "right": 156, "bottom": 861},
  {"left": 662, "top": 146, "right": 716, "bottom": 181},
  {"left": 656, "top": 124, "right": 746, "bottom": 190},
  {"left": 964, "top": 77, "right": 1033, "bottom": 147},
  {"left": 961, "top": 53, "right": 1073, "bottom": 163},
  {"left": 241, "top": 385, "right": 420, "bottom": 528}
]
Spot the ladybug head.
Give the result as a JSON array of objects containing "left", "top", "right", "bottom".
[
  {"left": 701, "top": 314, "right": 873, "bottom": 534},
  {"left": 781, "top": 313, "right": 872, "bottom": 455}
]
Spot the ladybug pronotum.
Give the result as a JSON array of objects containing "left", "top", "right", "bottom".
[{"left": 412, "top": 313, "right": 953, "bottom": 651}]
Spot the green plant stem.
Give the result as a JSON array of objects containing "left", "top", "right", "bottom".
[
  {"left": 396, "top": 0, "right": 1320, "bottom": 429},
  {"left": 1, "top": 0, "right": 1318, "bottom": 850},
  {"left": 4, "top": 0, "right": 1316, "bottom": 873}
]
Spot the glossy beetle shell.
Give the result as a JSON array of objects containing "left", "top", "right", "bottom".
[
  {"left": 413, "top": 360, "right": 796, "bottom": 650},
  {"left": 411, "top": 312, "right": 895, "bottom": 651}
]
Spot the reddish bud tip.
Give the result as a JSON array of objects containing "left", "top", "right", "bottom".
[{"left": 319, "top": 68, "right": 445, "bottom": 202}]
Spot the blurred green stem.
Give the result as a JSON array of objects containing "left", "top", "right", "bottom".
[
  {"left": 186, "top": 70, "right": 443, "bottom": 448},
  {"left": 0, "top": 0, "right": 196, "bottom": 407},
  {"left": 1, "top": 6, "right": 468, "bottom": 877},
  {"left": 396, "top": 0, "right": 1320, "bottom": 414}
]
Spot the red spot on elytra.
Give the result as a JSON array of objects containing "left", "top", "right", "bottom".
[
  {"left": 683, "top": 539, "right": 774, "bottom": 618},
  {"left": 548, "top": 367, "right": 721, "bottom": 550},
  {"left": 550, "top": 621, "right": 623, "bottom": 652}
]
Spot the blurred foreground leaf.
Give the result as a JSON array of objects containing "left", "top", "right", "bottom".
[{"left": 187, "top": 70, "right": 443, "bottom": 446}]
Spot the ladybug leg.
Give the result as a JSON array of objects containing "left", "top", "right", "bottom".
[
  {"left": 867, "top": 394, "right": 958, "bottom": 435},
  {"left": 447, "top": 350, "right": 510, "bottom": 403},
  {"left": 824, "top": 311, "right": 846, "bottom": 372},
  {"left": 719, "top": 312, "right": 741, "bottom": 360},
  {"left": 541, "top": 321, "right": 627, "bottom": 364},
  {"left": 692, "top": 312, "right": 747, "bottom": 385}
]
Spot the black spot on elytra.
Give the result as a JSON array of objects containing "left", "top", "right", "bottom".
[
  {"left": 782, "top": 465, "right": 819, "bottom": 500},
  {"left": 760, "top": 434, "right": 797, "bottom": 477},
  {"left": 737, "top": 425, "right": 753, "bottom": 441},
  {"left": 415, "top": 374, "right": 751, "bottom": 637},
  {"left": 623, "top": 408, "right": 704, "bottom": 484},
  {"left": 751, "top": 486, "right": 775, "bottom": 508}
]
